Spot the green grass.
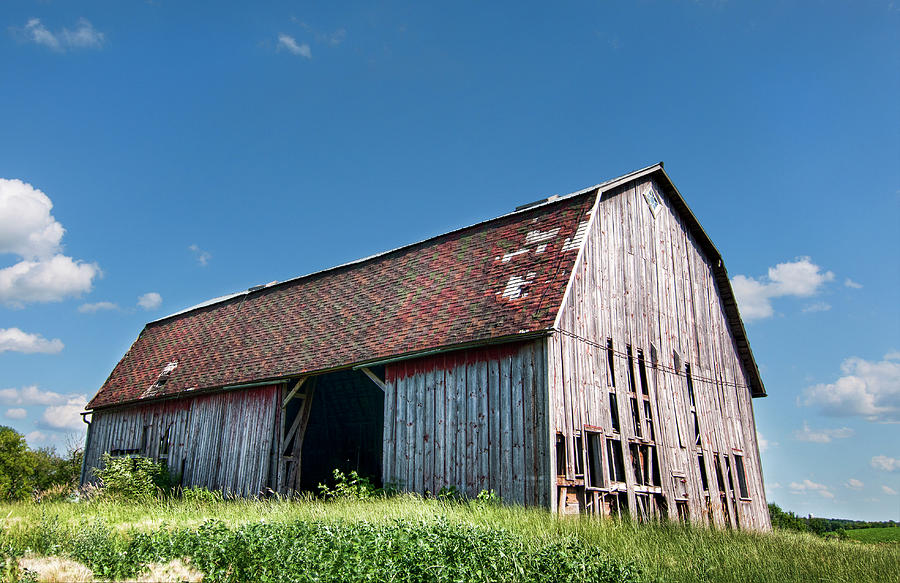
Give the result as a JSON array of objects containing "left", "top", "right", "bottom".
[
  {"left": 1, "top": 496, "right": 898, "bottom": 582},
  {"left": 846, "top": 527, "right": 900, "bottom": 544}
]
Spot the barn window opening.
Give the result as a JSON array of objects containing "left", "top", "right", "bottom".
[
  {"left": 157, "top": 425, "right": 170, "bottom": 469},
  {"left": 574, "top": 432, "right": 584, "bottom": 477},
  {"left": 606, "top": 339, "right": 616, "bottom": 387},
  {"left": 676, "top": 501, "right": 689, "bottom": 523},
  {"left": 556, "top": 433, "right": 566, "bottom": 476},
  {"left": 609, "top": 393, "right": 620, "bottom": 433},
  {"left": 626, "top": 346, "right": 637, "bottom": 394},
  {"left": 606, "top": 439, "right": 626, "bottom": 483},
  {"left": 637, "top": 350, "right": 650, "bottom": 396},
  {"left": 630, "top": 397, "right": 642, "bottom": 438},
  {"left": 693, "top": 411, "right": 702, "bottom": 446},
  {"left": 643, "top": 400, "right": 655, "bottom": 441},
  {"left": 635, "top": 493, "right": 651, "bottom": 523},
  {"left": 697, "top": 454, "right": 709, "bottom": 491},
  {"left": 630, "top": 443, "right": 661, "bottom": 487},
  {"left": 585, "top": 431, "right": 604, "bottom": 489},
  {"left": 685, "top": 363, "right": 696, "bottom": 407},
  {"left": 734, "top": 454, "right": 749, "bottom": 499}
]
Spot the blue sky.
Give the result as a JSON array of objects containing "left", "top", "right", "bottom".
[{"left": 1, "top": 1, "right": 897, "bottom": 521}]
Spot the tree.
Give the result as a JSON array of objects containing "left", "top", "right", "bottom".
[{"left": 0, "top": 426, "right": 34, "bottom": 500}]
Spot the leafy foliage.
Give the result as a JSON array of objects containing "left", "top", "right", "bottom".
[
  {"left": 95, "top": 453, "right": 174, "bottom": 501},
  {"left": 317, "top": 469, "right": 378, "bottom": 500},
  {"left": 0, "top": 427, "right": 83, "bottom": 503},
  {"left": 0, "top": 428, "right": 33, "bottom": 502}
]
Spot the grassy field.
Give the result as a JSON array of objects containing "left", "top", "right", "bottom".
[
  {"left": 846, "top": 526, "right": 900, "bottom": 544},
  {"left": 1, "top": 496, "right": 898, "bottom": 582}
]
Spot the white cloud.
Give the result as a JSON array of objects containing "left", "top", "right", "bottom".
[
  {"left": 39, "top": 395, "right": 87, "bottom": 432},
  {"left": 137, "top": 292, "right": 162, "bottom": 310},
  {"left": 277, "top": 34, "right": 311, "bottom": 58},
  {"left": 4, "top": 408, "right": 26, "bottom": 420},
  {"left": 23, "top": 18, "right": 60, "bottom": 51},
  {"left": 0, "top": 385, "right": 68, "bottom": 406},
  {"left": 25, "top": 430, "right": 49, "bottom": 445},
  {"left": 793, "top": 421, "right": 854, "bottom": 443},
  {"left": 0, "top": 327, "right": 64, "bottom": 354},
  {"left": 0, "top": 178, "right": 64, "bottom": 258},
  {"left": 845, "top": 478, "right": 864, "bottom": 490},
  {"left": 871, "top": 455, "right": 900, "bottom": 472},
  {"left": 78, "top": 301, "right": 119, "bottom": 313},
  {"left": 789, "top": 479, "right": 835, "bottom": 499},
  {"left": 801, "top": 353, "right": 900, "bottom": 423},
  {"left": 757, "top": 431, "right": 776, "bottom": 452},
  {"left": 883, "top": 485, "right": 899, "bottom": 496},
  {"left": 20, "top": 18, "right": 104, "bottom": 52},
  {"left": 802, "top": 301, "right": 831, "bottom": 313},
  {"left": 731, "top": 257, "right": 834, "bottom": 321},
  {"left": 844, "top": 278, "right": 863, "bottom": 289},
  {"left": 0, "top": 179, "right": 100, "bottom": 306},
  {"left": 188, "top": 244, "right": 211, "bottom": 267},
  {"left": 0, "top": 255, "right": 100, "bottom": 306},
  {"left": 61, "top": 18, "right": 104, "bottom": 49}
]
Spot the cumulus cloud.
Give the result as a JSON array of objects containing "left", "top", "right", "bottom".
[
  {"left": 844, "top": 278, "right": 863, "bottom": 289},
  {"left": 0, "top": 327, "right": 63, "bottom": 354},
  {"left": 883, "top": 485, "right": 899, "bottom": 495},
  {"left": 0, "top": 385, "right": 68, "bottom": 406},
  {"left": 20, "top": 18, "right": 104, "bottom": 52},
  {"left": 0, "top": 179, "right": 100, "bottom": 306},
  {"left": 789, "top": 479, "right": 834, "bottom": 499},
  {"left": 188, "top": 244, "right": 211, "bottom": 267},
  {"left": 277, "top": 34, "right": 311, "bottom": 58},
  {"left": 793, "top": 422, "right": 854, "bottom": 443},
  {"left": 871, "top": 455, "right": 900, "bottom": 472},
  {"left": 731, "top": 257, "right": 834, "bottom": 320},
  {"left": 25, "top": 430, "right": 49, "bottom": 445},
  {"left": 78, "top": 301, "right": 119, "bottom": 313},
  {"left": 845, "top": 478, "right": 864, "bottom": 490},
  {"left": 137, "top": 292, "right": 162, "bottom": 310},
  {"left": 39, "top": 395, "right": 88, "bottom": 432},
  {"left": 757, "top": 431, "right": 776, "bottom": 453},
  {"left": 4, "top": 408, "right": 26, "bottom": 420},
  {"left": 62, "top": 18, "right": 105, "bottom": 49},
  {"left": 800, "top": 353, "right": 900, "bottom": 423}
]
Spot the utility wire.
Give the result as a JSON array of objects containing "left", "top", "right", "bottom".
[{"left": 552, "top": 327, "right": 752, "bottom": 391}]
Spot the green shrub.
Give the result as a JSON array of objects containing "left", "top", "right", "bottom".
[
  {"left": 317, "top": 469, "right": 378, "bottom": 500},
  {"left": 95, "top": 454, "right": 174, "bottom": 500}
]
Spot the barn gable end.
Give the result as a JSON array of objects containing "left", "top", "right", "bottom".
[{"left": 547, "top": 166, "right": 769, "bottom": 528}]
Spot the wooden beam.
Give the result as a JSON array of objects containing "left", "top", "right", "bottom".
[
  {"left": 360, "top": 367, "right": 387, "bottom": 392},
  {"left": 282, "top": 377, "right": 307, "bottom": 408}
]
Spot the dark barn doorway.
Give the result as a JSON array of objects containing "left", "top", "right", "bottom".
[{"left": 280, "top": 367, "right": 385, "bottom": 492}]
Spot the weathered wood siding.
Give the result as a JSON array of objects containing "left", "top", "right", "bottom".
[
  {"left": 83, "top": 384, "right": 280, "bottom": 497},
  {"left": 384, "top": 340, "right": 550, "bottom": 506},
  {"left": 549, "top": 177, "right": 770, "bottom": 529}
]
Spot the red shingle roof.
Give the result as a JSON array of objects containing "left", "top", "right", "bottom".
[{"left": 87, "top": 190, "right": 597, "bottom": 409}]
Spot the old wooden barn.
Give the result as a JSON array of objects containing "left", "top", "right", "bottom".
[{"left": 82, "top": 163, "right": 770, "bottom": 529}]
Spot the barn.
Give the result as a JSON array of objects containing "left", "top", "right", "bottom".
[{"left": 82, "top": 163, "right": 770, "bottom": 529}]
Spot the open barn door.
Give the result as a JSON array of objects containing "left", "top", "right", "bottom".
[
  {"left": 275, "top": 368, "right": 385, "bottom": 495},
  {"left": 277, "top": 376, "right": 317, "bottom": 492}
]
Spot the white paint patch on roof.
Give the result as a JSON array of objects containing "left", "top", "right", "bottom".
[
  {"left": 525, "top": 227, "right": 560, "bottom": 244},
  {"left": 536, "top": 243, "right": 548, "bottom": 254},
  {"left": 561, "top": 220, "right": 589, "bottom": 252},
  {"left": 500, "top": 272, "right": 536, "bottom": 300},
  {"left": 501, "top": 248, "right": 530, "bottom": 263}
]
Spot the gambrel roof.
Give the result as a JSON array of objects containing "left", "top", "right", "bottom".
[{"left": 87, "top": 164, "right": 764, "bottom": 410}]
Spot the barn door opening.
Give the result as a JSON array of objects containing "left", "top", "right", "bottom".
[{"left": 277, "top": 367, "right": 385, "bottom": 494}]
